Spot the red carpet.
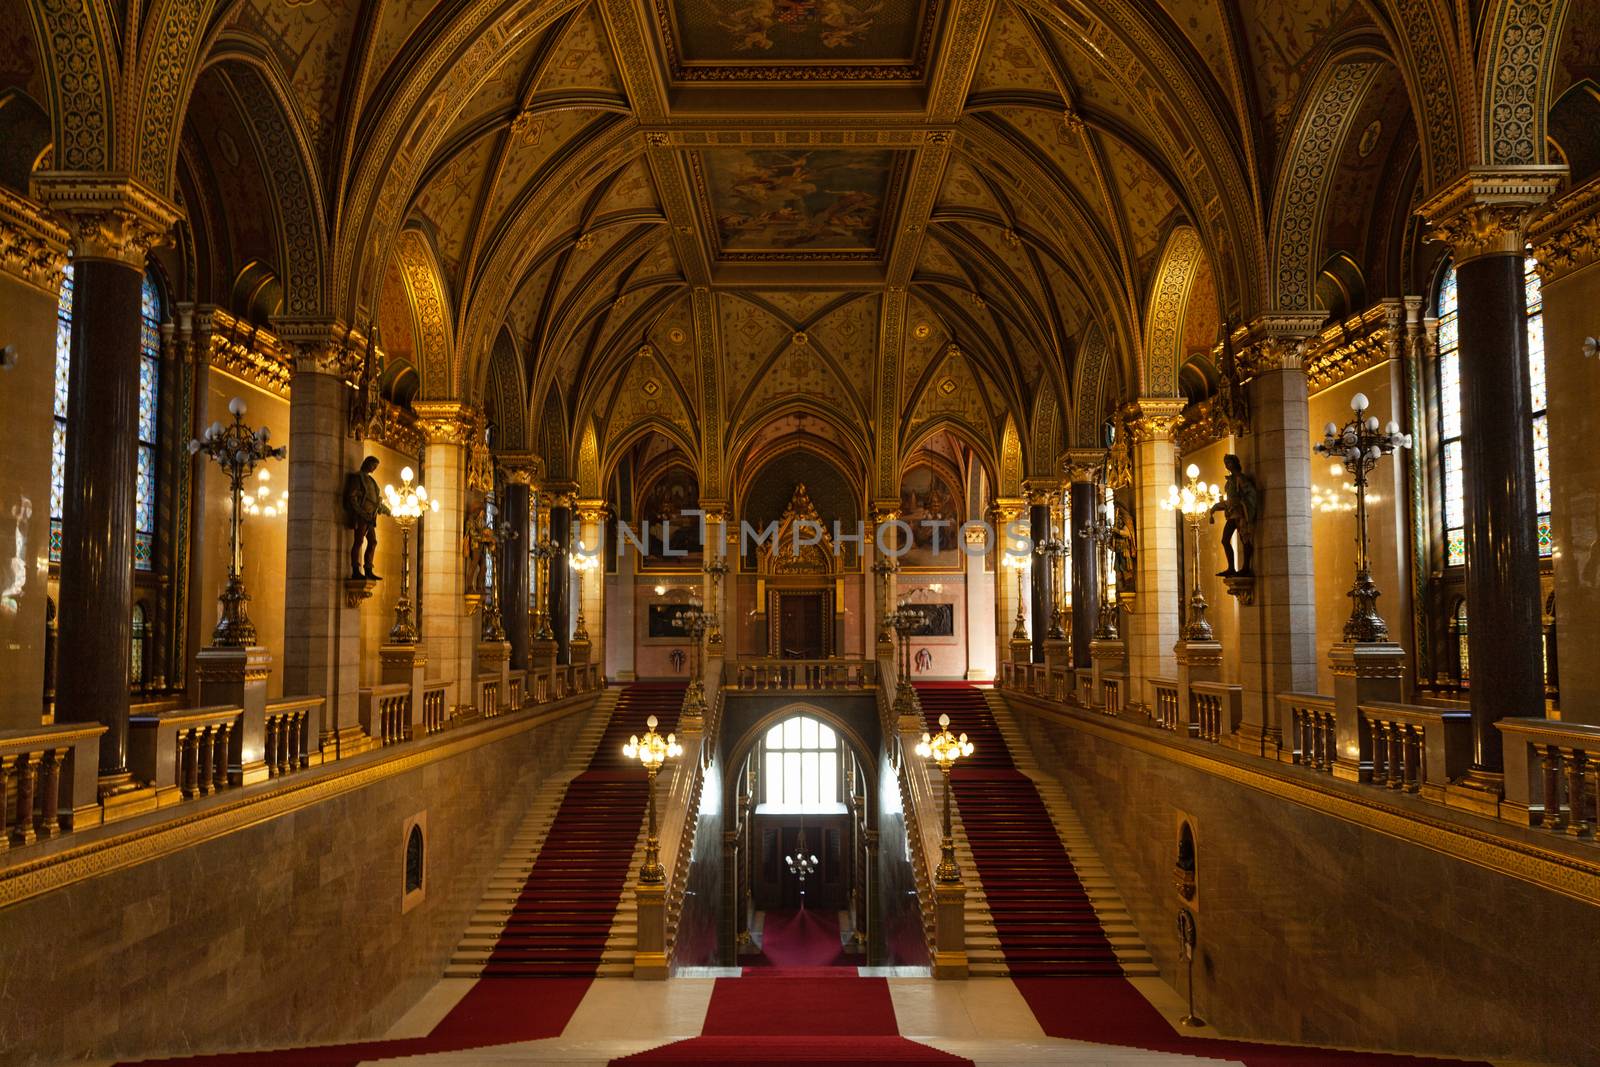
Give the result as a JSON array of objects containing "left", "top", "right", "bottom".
[
  {"left": 745, "top": 907, "right": 849, "bottom": 968},
  {"left": 917, "top": 684, "right": 1121, "bottom": 977},
  {"left": 612, "top": 974, "right": 972, "bottom": 1066},
  {"left": 484, "top": 683, "right": 684, "bottom": 976}
]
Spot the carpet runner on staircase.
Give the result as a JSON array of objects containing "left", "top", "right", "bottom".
[
  {"left": 916, "top": 682, "right": 1123, "bottom": 978},
  {"left": 480, "top": 682, "right": 684, "bottom": 977}
]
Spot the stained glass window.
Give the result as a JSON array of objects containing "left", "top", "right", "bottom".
[
  {"left": 1454, "top": 601, "right": 1469, "bottom": 683},
  {"left": 136, "top": 271, "right": 161, "bottom": 570},
  {"left": 49, "top": 263, "right": 73, "bottom": 562},
  {"left": 1434, "top": 257, "right": 1552, "bottom": 567}
]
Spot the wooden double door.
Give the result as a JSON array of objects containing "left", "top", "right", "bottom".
[{"left": 752, "top": 813, "right": 850, "bottom": 911}]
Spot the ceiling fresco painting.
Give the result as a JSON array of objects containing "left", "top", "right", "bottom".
[
  {"left": 695, "top": 148, "right": 903, "bottom": 257},
  {"left": 655, "top": 0, "right": 936, "bottom": 80}
]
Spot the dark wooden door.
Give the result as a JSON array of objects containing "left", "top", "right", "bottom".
[{"left": 778, "top": 593, "right": 825, "bottom": 658}]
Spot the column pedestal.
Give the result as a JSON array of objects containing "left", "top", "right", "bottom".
[
  {"left": 195, "top": 645, "right": 272, "bottom": 785},
  {"left": 634, "top": 882, "right": 668, "bottom": 979},
  {"left": 932, "top": 882, "right": 968, "bottom": 979},
  {"left": 1174, "top": 640, "right": 1222, "bottom": 738},
  {"left": 381, "top": 644, "right": 428, "bottom": 738},
  {"left": 1328, "top": 642, "right": 1405, "bottom": 782}
]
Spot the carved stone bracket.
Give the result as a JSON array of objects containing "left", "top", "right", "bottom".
[
  {"left": 1418, "top": 167, "right": 1567, "bottom": 265},
  {"left": 1061, "top": 448, "right": 1106, "bottom": 483},
  {"left": 1229, "top": 313, "right": 1326, "bottom": 383},
  {"left": 344, "top": 577, "right": 379, "bottom": 608},
  {"left": 1222, "top": 574, "right": 1256, "bottom": 606},
  {"left": 31, "top": 173, "right": 181, "bottom": 268},
  {"left": 495, "top": 450, "right": 545, "bottom": 485}
]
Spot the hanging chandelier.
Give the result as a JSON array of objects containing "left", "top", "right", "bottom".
[{"left": 786, "top": 824, "right": 819, "bottom": 895}]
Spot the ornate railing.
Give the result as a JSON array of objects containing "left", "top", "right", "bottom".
[
  {"left": 361, "top": 683, "right": 412, "bottom": 745},
  {"left": 731, "top": 657, "right": 877, "bottom": 691},
  {"left": 477, "top": 674, "right": 502, "bottom": 718},
  {"left": 507, "top": 670, "right": 525, "bottom": 710},
  {"left": 128, "top": 705, "right": 243, "bottom": 803},
  {"left": 1102, "top": 673, "right": 1123, "bottom": 716},
  {"left": 1498, "top": 719, "right": 1600, "bottom": 837},
  {"left": 0, "top": 723, "right": 105, "bottom": 846},
  {"left": 421, "top": 682, "right": 448, "bottom": 735},
  {"left": 1152, "top": 678, "right": 1180, "bottom": 731},
  {"left": 264, "top": 697, "right": 317, "bottom": 776},
  {"left": 1359, "top": 701, "right": 1470, "bottom": 798},
  {"left": 1191, "top": 681, "right": 1242, "bottom": 743},
  {"left": 1280, "top": 693, "right": 1336, "bottom": 772}
]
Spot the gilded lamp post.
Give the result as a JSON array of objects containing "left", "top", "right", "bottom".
[
  {"left": 1162, "top": 464, "right": 1222, "bottom": 642},
  {"left": 1315, "top": 392, "right": 1411, "bottom": 642},
  {"left": 624, "top": 714, "right": 682, "bottom": 885},
  {"left": 382, "top": 466, "right": 438, "bottom": 644},
  {"left": 916, "top": 713, "right": 974, "bottom": 884},
  {"left": 189, "top": 396, "right": 286, "bottom": 646},
  {"left": 569, "top": 544, "right": 598, "bottom": 641}
]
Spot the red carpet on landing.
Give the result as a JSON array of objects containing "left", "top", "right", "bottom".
[{"left": 743, "top": 906, "right": 851, "bottom": 969}]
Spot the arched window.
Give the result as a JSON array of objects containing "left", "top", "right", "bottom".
[
  {"left": 49, "top": 262, "right": 72, "bottom": 562},
  {"left": 405, "top": 824, "right": 424, "bottom": 893},
  {"left": 762, "top": 715, "right": 840, "bottom": 808},
  {"left": 49, "top": 263, "right": 164, "bottom": 571},
  {"left": 136, "top": 271, "right": 162, "bottom": 571},
  {"left": 130, "top": 602, "right": 148, "bottom": 690},
  {"left": 1434, "top": 257, "right": 1551, "bottom": 567}
]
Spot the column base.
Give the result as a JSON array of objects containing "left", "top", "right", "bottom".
[
  {"left": 328, "top": 724, "right": 381, "bottom": 760},
  {"left": 1224, "top": 719, "right": 1280, "bottom": 759},
  {"left": 98, "top": 772, "right": 159, "bottom": 822},
  {"left": 1445, "top": 769, "right": 1505, "bottom": 817},
  {"left": 634, "top": 881, "right": 668, "bottom": 979},
  {"left": 932, "top": 882, "right": 968, "bottom": 979},
  {"left": 236, "top": 759, "right": 271, "bottom": 787}
]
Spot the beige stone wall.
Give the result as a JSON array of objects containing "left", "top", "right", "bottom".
[
  {"left": 1307, "top": 359, "right": 1414, "bottom": 694},
  {"left": 1177, "top": 436, "right": 1242, "bottom": 682},
  {"left": 0, "top": 706, "right": 590, "bottom": 1063},
  {"left": 193, "top": 374, "right": 291, "bottom": 697},
  {"left": 1543, "top": 259, "right": 1600, "bottom": 724},
  {"left": 0, "top": 270, "right": 58, "bottom": 729},
  {"left": 1017, "top": 699, "right": 1599, "bottom": 1065}
]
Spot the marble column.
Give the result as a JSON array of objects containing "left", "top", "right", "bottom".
[
  {"left": 1128, "top": 399, "right": 1185, "bottom": 707},
  {"left": 39, "top": 177, "right": 178, "bottom": 788},
  {"left": 1231, "top": 318, "right": 1322, "bottom": 756},
  {"left": 872, "top": 504, "right": 901, "bottom": 661},
  {"left": 1027, "top": 494, "right": 1050, "bottom": 662},
  {"left": 990, "top": 498, "right": 1029, "bottom": 666},
  {"left": 414, "top": 402, "right": 475, "bottom": 714},
  {"left": 547, "top": 492, "right": 573, "bottom": 664},
  {"left": 1421, "top": 169, "right": 1563, "bottom": 800},
  {"left": 1064, "top": 453, "right": 1103, "bottom": 669},
  {"left": 496, "top": 456, "right": 535, "bottom": 669},
  {"left": 573, "top": 499, "right": 608, "bottom": 669},
  {"left": 278, "top": 322, "right": 367, "bottom": 755},
  {"left": 0, "top": 188, "right": 68, "bottom": 732},
  {"left": 1531, "top": 180, "right": 1600, "bottom": 725}
]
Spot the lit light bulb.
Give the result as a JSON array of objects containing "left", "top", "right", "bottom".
[{"left": 1351, "top": 392, "right": 1368, "bottom": 412}]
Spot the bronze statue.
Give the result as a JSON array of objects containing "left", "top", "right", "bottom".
[
  {"left": 344, "top": 456, "right": 388, "bottom": 580},
  {"left": 1209, "top": 453, "right": 1259, "bottom": 576},
  {"left": 463, "top": 504, "right": 493, "bottom": 596},
  {"left": 1110, "top": 500, "right": 1137, "bottom": 591}
]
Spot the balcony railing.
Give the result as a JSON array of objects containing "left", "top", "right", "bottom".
[
  {"left": 1280, "top": 692, "right": 1336, "bottom": 772},
  {"left": 128, "top": 705, "right": 243, "bottom": 804},
  {"left": 731, "top": 658, "right": 878, "bottom": 692},
  {"left": 1499, "top": 719, "right": 1600, "bottom": 837}
]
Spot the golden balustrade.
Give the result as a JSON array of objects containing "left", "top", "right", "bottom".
[
  {"left": 421, "top": 683, "right": 448, "bottom": 735},
  {"left": 264, "top": 697, "right": 317, "bottom": 776},
  {"left": 1190, "top": 681, "right": 1241, "bottom": 744},
  {"left": 128, "top": 706, "right": 243, "bottom": 805},
  {"left": 1498, "top": 719, "right": 1600, "bottom": 838},
  {"left": 1279, "top": 693, "right": 1337, "bottom": 772},
  {"left": 731, "top": 657, "right": 878, "bottom": 692},
  {"left": 1151, "top": 679, "right": 1181, "bottom": 732}
]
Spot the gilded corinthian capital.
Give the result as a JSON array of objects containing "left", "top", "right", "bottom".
[
  {"left": 32, "top": 173, "right": 180, "bottom": 268},
  {"left": 1418, "top": 167, "right": 1566, "bottom": 265},
  {"left": 1127, "top": 397, "right": 1186, "bottom": 443},
  {"left": 1530, "top": 178, "right": 1600, "bottom": 284},
  {"left": 412, "top": 400, "right": 479, "bottom": 446},
  {"left": 0, "top": 187, "right": 69, "bottom": 293}
]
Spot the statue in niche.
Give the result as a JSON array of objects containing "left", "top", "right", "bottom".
[
  {"left": 1213, "top": 333, "right": 1249, "bottom": 436},
  {"left": 1209, "top": 453, "right": 1259, "bottom": 576},
  {"left": 1110, "top": 500, "right": 1137, "bottom": 592},
  {"left": 463, "top": 503, "right": 493, "bottom": 597},
  {"left": 343, "top": 456, "right": 388, "bottom": 580}
]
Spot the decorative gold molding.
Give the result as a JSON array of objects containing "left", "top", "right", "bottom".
[
  {"left": 1009, "top": 694, "right": 1600, "bottom": 909},
  {"left": 1229, "top": 312, "right": 1325, "bottom": 382},
  {"left": 1417, "top": 167, "right": 1567, "bottom": 265},
  {"left": 1299, "top": 300, "right": 1406, "bottom": 396},
  {"left": 1530, "top": 176, "right": 1600, "bottom": 284},
  {"left": 273, "top": 318, "right": 361, "bottom": 381},
  {"left": 195, "top": 306, "right": 293, "bottom": 397},
  {"left": 31, "top": 173, "right": 181, "bottom": 267},
  {"left": 494, "top": 450, "right": 545, "bottom": 485},
  {"left": 0, "top": 694, "right": 597, "bottom": 912},
  {"left": 0, "top": 186, "right": 69, "bottom": 293}
]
